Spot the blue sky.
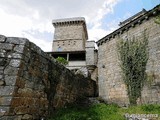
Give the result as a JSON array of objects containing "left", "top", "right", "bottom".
[
  {"left": 101, "top": 0, "right": 160, "bottom": 33},
  {"left": 0, "top": 0, "right": 159, "bottom": 51}
]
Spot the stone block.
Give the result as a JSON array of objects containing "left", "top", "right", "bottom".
[
  {"left": 0, "top": 35, "right": 6, "bottom": 42},
  {"left": 0, "top": 86, "right": 15, "bottom": 96},
  {"left": 14, "top": 45, "right": 25, "bottom": 54},
  {"left": 6, "top": 37, "right": 28, "bottom": 45},
  {"left": 0, "top": 43, "right": 13, "bottom": 50},
  {"left": 0, "top": 80, "right": 5, "bottom": 86},
  {"left": 4, "top": 76, "right": 17, "bottom": 86},
  {"left": 9, "top": 59, "right": 21, "bottom": 68},
  {"left": 11, "top": 53, "right": 23, "bottom": 59},
  {"left": 0, "top": 69, "right": 3, "bottom": 74},
  {"left": 0, "top": 96, "right": 12, "bottom": 105},
  {"left": 0, "top": 52, "right": 6, "bottom": 58},
  {"left": 15, "top": 115, "right": 23, "bottom": 120},
  {"left": 14, "top": 106, "right": 29, "bottom": 115},
  {"left": 0, "top": 106, "right": 10, "bottom": 116},
  {"left": 22, "top": 114, "right": 33, "bottom": 120},
  {"left": 0, "top": 116, "right": 21, "bottom": 120},
  {"left": 4, "top": 66, "right": 19, "bottom": 75},
  {"left": 0, "top": 58, "right": 8, "bottom": 67}
]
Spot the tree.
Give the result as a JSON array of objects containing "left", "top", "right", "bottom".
[{"left": 56, "top": 57, "right": 68, "bottom": 65}]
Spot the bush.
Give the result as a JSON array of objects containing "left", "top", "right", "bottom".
[{"left": 56, "top": 57, "right": 68, "bottom": 65}]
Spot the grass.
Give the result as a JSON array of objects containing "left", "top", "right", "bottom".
[{"left": 49, "top": 103, "right": 160, "bottom": 120}]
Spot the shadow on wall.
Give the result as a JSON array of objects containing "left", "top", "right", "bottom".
[{"left": 0, "top": 35, "right": 97, "bottom": 119}]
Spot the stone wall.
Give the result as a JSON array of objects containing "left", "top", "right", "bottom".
[
  {"left": 0, "top": 35, "right": 96, "bottom": 119},
  {"left": 86, "top": 41, "right": 98, "bottom": 81},
  {"left": 52, "top": 39, "right": 84, "bottom": 52},
  {"left": 52, "top": 23, "right": 86, "bottom": 51},
  {"left": 86, "top": 41, "right": 96, "bottom": 66},
  {"left": 54, "top": 25, "right": 84, "bottom": 40},
  {"left": 98, "top": 16, "right": 160, "bottom": 106}
]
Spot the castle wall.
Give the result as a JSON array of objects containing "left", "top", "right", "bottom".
[
  {"left": 52, "top": 39, "right": 84, "bottom": 51},
  {"left": 54, "top": 25, "right": 84, "bottom": 40},
  {"left": 0, "top": 35, "right": 96, "bottom": 119},
  {"left": 98, "top": 17, "right": 160, "bottom": 106},
  {"left": 53, "top": 24, "right": 86, "bottom": 51}
]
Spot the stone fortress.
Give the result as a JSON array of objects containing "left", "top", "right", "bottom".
[
  {"left": 0, "top": 4, "right": 160, "bottom": 120},
  {"left": 49, "top": 17, "right": 98, "bottom": 80},
  {"left": 50, "top": 4, "right": 160, "bottom": 106}
]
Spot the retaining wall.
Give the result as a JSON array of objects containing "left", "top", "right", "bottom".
[{"left": 0, "top": 35, "right": 96, "bottom": 119}]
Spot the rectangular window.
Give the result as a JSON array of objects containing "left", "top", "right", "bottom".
[{"left": 69, "top": 53, "right": 85, "bottom": 61}]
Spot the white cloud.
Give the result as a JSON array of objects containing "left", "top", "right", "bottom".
[
  {"left": 0, "top": 0, "right": 121, "bottom": 51},
  {"left": 0, "top": 7, "right": 53, "bottom": 52},
  {"left": 86, "top": 0, "right": 120, "bottom": 40},
  {"left": 24, "top": 33, "right": 52, "bottom": 52},
  {"left": 88, "top": 0, "right": 118, "bottom": 26}
]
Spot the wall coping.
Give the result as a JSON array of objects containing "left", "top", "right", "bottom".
[{"left": 119, "top": 9, "right": 147, "bottom": 27}]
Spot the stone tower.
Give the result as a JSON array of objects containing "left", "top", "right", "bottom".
[
  {"left": 52, "top": 17, "right": 88, "bottom": 52},
  {"left": 50, "top": 17, "right": 98, "bottom": 80},
  {"left": 51, "top": 17, "right": 88, "bottom": 70}
]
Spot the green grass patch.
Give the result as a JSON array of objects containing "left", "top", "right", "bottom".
[{"left": 48, "top": 103, "right": 160, "bottom": 120}]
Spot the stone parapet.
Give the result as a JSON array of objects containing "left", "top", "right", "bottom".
[
  {"left": 0, "top": 35, "right": 96, "bottom": 119},
  {"left": 52, "top": 17, "right": 85, "bottom": 25}
]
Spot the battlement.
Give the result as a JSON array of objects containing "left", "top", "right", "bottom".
[{"left": 52, "top": 17, "right": 85, "bottom": 25}]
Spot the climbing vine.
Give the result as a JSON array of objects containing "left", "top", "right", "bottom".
[
  {"left": 117, "top": 32, "right": 149, "bottom": 105},
  {"left": 155, "top": 15, "right": 160, "bottom": 25}
]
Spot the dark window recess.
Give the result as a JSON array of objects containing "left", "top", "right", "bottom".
[
  {"left": 69, "top": 53, "right": 85, "bottom": 61},
  {"left": 52, "top": 54, "right": 67, "bottom": 60}
]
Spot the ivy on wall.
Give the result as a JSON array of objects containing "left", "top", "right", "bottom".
[
  {"left": 155, "top": 15, "right": 160, "bottom": 24},
  {"left": 117, "top": 32, "right": 149, "bottom": 105}
]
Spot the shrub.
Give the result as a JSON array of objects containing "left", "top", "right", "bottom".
[{"left": 56, "top": 57, "right": 68, "bottom": 65}]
